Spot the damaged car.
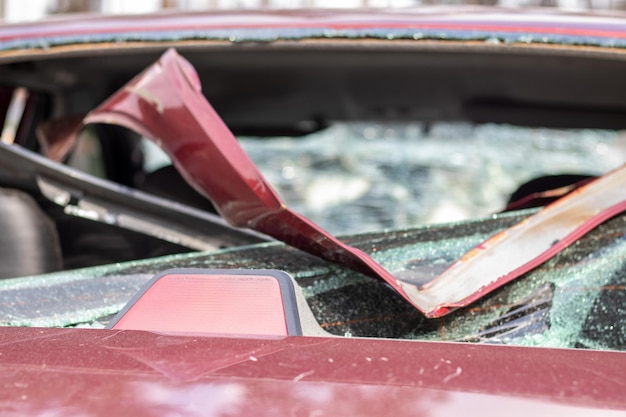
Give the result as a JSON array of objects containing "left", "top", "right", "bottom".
[{"left": 2, "top": 6, "right": 626, "bottom": 415}]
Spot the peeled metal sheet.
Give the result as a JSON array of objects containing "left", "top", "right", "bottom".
[
  {"left": 416, "top": 168, "right": 626, "bottom": 316},
  {"left": 38, "top": 48, "right": 626, "bottom": 317},
  {"left": 4, "top": 208, "right": 626, "bottom": 350}
]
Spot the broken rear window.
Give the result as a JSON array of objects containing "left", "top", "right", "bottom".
[{"left": 236, "top": 122, "right": 626, "bottom": 234}]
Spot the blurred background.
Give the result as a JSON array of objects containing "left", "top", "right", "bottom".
[{"left": 0, "top": 0, "right": 625, "bottom": 22}]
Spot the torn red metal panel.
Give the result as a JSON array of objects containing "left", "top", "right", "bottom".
[
  {"left": 418, "top": 172, "right": 626, "bottom": 317},
  {"left": 38, "top": 49, "right": 626, "bottom": 318}
]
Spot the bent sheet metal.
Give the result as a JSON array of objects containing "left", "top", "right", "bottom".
[{"left": 37, "top": 49, "right": 626, "bottom": 318}]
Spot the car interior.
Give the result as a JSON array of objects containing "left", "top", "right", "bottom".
[{"left": 0, "top": 40, "right": 624, "bottom": 278}]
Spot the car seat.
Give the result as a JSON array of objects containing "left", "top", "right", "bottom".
[{"left": 0, "top": 187, "right": 62, "bottom": 278}]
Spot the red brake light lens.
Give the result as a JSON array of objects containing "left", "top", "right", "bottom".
[{"left": 107, "top": 269, "right": 301, "bottom": 336}]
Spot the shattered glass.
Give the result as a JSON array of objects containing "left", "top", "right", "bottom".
[
  {"left": 5, "top": 23, "right": 626, "bottom": 52},
  {"left": 69, "top": 46, "right": 626, "bottom": 317},
  {"left": 3, "top": 207, "right": 626, "bottom": 351},
  {"left": 3, "top": 15, "right": 626, "bottom": 358},
  {"left": 238, "top": 122, "right": 626, "bottom": 234},
  {"left": 5, "top": 114, "right": 626, "bottom": 348},
  {"left": 4, "top": 45, "right": 626, "bottom": 344}
]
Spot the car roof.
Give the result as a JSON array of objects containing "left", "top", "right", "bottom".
[
  {"left": 0, "top": 6, "right": 626, "bottom": 53},
  {"left": 2, "top": 326, "right": 626, "bottom": 415},
  {"left": 2, "top": 7, "right": 626, "bottom": 131}
]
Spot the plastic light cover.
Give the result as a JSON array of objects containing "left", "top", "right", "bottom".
[{"left": 107, "top": 269, "right": 301, "bottom": 336}]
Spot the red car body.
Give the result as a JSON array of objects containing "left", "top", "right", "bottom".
[
  {"left": 1, "top": 7, "right": 626, "bottom": 416},
  {"left": 3, "top": 326, "right": 626, "bottom": 416}
]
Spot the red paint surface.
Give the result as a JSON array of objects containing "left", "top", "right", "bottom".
[
  {"left": 1, "top": 327, "right": 625, "bottom": 416},
  {"left": 0, "top": 9, "right": 626, "bottom": 43}
]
